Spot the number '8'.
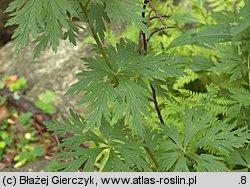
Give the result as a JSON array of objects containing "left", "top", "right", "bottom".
[{"left": 241, "top": 176, "right": 246, "bottom": 184}]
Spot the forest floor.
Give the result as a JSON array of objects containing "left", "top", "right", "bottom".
[
  {"left": 0, "top": 32, "right": 58, "bottom": 171},
  {"left": 0, "top": 73, "right": 59, "bottom": 171}
]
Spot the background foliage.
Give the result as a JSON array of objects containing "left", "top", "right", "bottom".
[{"left": 6, "top": 0, "right": 250, "bottom": 171}]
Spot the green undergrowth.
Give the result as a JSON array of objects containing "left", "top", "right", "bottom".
[
  {"left": 0, "top": 75, "right": 56, "bottom": 169},
  {"left": 5, "top": 0, "right": 250, "bottom": 172}
]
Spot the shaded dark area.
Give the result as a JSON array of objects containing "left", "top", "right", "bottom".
[{"left": 0, "top": 0, "right": 15, "bottom": 48}]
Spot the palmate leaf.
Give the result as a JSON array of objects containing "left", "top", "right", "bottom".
[
  {"left": 171, "top": 13, "right": 203, "bottom": 24},
  {"left": 211, "top": 11, "right": 236, "bottom": 24},
  {"left": 209, "top": 45, "right": 248, "bottom": 82},
  {"left": 228, "top": 87, "right": 250, "bottom": 107},
  {"left": 88, "top": 2, "right": 109, "bottom": 42},
  {"left": 103, "top": 143, "right": 150, "bottom": 172},
  {"left": 86, "top": 0, "right": 147, "bottom": 33},
  {"left": 5, "top": 0, "right": 44, "bottom": 52},
  {"left": 46, "top": 113, "right": 83, "bottom": 136},
  {"left": 196, "top": 121, "right": 249, "bottom": 155},
  {"left": 102, "top": 149, "right": 128, "bottom": 172},
  {"left": 231, "top": 0, "right": 250, "bottom": 36},
  {"left": 5, "top": 0, "right": 79, "bottom": 58},
  {"left": 46, "top": 109, "right": 103, "bottom": 142},
  {"left": 46, "top": 112, "right": 149, "bottom": 172},
  {"left": 157, "top": 110, "right": 213, "bottom": 172},
  {"left": 226, "top": 148, "right": 250, "bottom": 172},
  {"left": 103, "top": 0, "right": 147, "bottom": 33},
  {"left": 99, "top": 121, "right": 149, "bottom": 172},
  {"left": 158, "top": 144, "right": 228, "bottom": 172},
  {"left": 157, "top": 151, "right": 186, "bottom": 171},
  {"left": 107, "top": 40, "right": 184, "bottom": 81},
  {"left": 157, "top": 109, "right": 249, "bottom": 171},
  {"left": 168, "top": 1, "right": 250, "bottom": 49},
  {"left": 54, "top": 148, "right": 103, "bottom": 172},
  {"left": 67, "top": 40, "right": 183, "bottom": 133},
  {"left": 231, "top": 17, "right": 250, "bottom": 36},
  {"left": 186, "top": 56, "right": 214, "bottom": 72},
  {"left": 66, "top": 54, "right": 151, "bottom": 133},
  {"left": 66, "top": 57, "right": 115, "bottom": 131},
  {"left": 191, "top": 154, "right": 229, "bottom": 172},
  {"left": 168, "top": 24, "right": 232, "bottom": 49},
  {"left": 110, "top": 80, "right": 152, "bottom": 134},
  {"left": 182, "top": 110, "right": 213, "bottom": 148},
  {"left": 156, "top": 123, "right": 190, "bottom": 171},
  {"left": 45, "top": 111, "right": 105, "bottom": 172},
  {"left": 210, "top": 59, "right": 247, "bottom": 82}
]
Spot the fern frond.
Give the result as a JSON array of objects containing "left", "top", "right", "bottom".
[{"left": 173, "top": 69, "right": 199, "bottom": 90}]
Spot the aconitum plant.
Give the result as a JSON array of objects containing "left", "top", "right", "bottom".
[{"left": 6, "top": 0, "right": 250, "bottom": 172}]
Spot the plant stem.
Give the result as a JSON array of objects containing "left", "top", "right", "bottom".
[
  {"left": 141, "top": 0, "right": 149, "bottom": 53},
  {"left": 150, "top": 84, "right": 165, "bottom": 124},
  {"left": 144, "top": 146, "right": 159, "bottom": 168},
  {"left": 140, "top": 0, "right": 162, "bottom": 169},
  {"left": 91, "top": 28, "right": 113, "bottom": 71},
  {"left": 148, "top": 0, "right": 168, "bottom": 28},
  {"left": 141, "top": 0, "right": 165, "bottom": 125},
  {"left": 147, "top": 26, "right": 175, "bottom": 43},
  {"left": 79, "top": 2, "right": 119, "bottom": 86}
]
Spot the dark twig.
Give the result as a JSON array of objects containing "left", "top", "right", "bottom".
[
  {"left": 140, "top": 0, "right": 166, "bottom": 125},
  {"left": 142, "top": 0, "right": 149, "bottom": 24},
  {"left": 150, "top": 15, "right": 171, "bottom": 21},
  {"left": 140, "top": 0, "right": 177, "bottom": 146},
  {"left": 139, "top": 31, "right": 144, "bottom": 55},
  {"left": 148, "top": 0, "right": 168, "bottom": 28},
  {"left": 147, "top": 26, "right": 175, "bottom": 42},
  {"left": 139, "top": 0, "right": 149, "bottom": 54},
  {"left": 147, "top": 8, "right": 154, "bottom": 21},
  {"left": 140, "top": 0, "right": 161, "bottom": 168},
  {"left": 150, "top": 84, "right": 165, "bottom": 124}
]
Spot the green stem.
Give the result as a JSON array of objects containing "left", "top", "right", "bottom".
[
  {"left": 144, "top": 146, "right": 159, "bottom": 169},
  {"left": 91, "top": 29, "right": 114, "bottom": 71},
  {"left": 79, "top": 2, "right": 119, "bottom": 86}
]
